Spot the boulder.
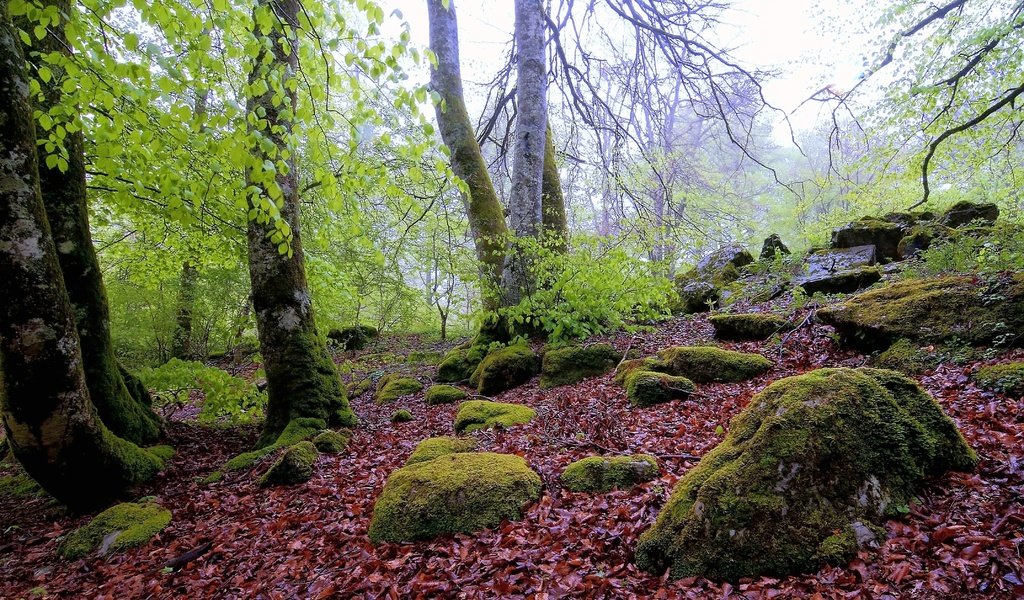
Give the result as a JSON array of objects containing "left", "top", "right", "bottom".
[
  {"left": 831, "top": 218, "right": 903, "bottom": 262},
  {"left": 470, "top": 344, "right": 540, "bottom": 395},
  {"left": 424, "top": 384, "right": 468, "bottom": 405},
  {"left": 625, "top": 370, "right": 696, "bottom": 407},
  {"left": 796, "top": 246, "right": 881, "bottom": 295},
  {"left": 436, "top": 344, "right": 488, "bottom": 383},
  {"left": 312, "top": 430, "right": 350, "bottom": 454},
  {"left": 258, "top": 441, "right": 318, "bottom": 486},
  {"left": 973, "top": 361, "right": 1024, "bottom": 396},
  {"left": 797, "top": 266, "right": 882, "bottom": 295},
  {"left": 897, "top": 223, "right": 954, "bottom": 258},
  {"left": 367, "top": 452, "right": 542, "bottom": 543},
  {"left": 407, "top": 436, "right": 477, "bottom": 465},
  {"left": 561, "top": 454, "right": 659, "bottom": 492},
  {"left": 390, "top": 409, "right": 414, "bottom": 423},
  {"left": 759, "top": 234, "right": 790, "bottom": 260},
  {"left": 672, "top": 279, "right": 721, "bottom": 314},
  {"left": 634, "top": 367, "right": 977, "bottom": 580},
  {"left": 696, "top": 244, "right": 754, "bottom": 277},
  {"left": 881, "top": 211, "right": 935, "bottom": 231},
  {"left": 327, "top": 324, "right": 378, "bottom": 351},
  {"left": 656, "top": 346, "right": 772, "bottom": 383},
  {"left": 709, "top": 313, "right": 791, "bottom": 341},
  {"left": 540, "top": 343, "right": 619, "bottom": 388},
  {"left": 940, "top": 200, "right": 999, "bottom": 228},
  {"left": 58, "top": 502, "right": 172, "bottom": 559},
  {"left": 454, "top": 400, "right": 536, "bottom": 433},
  {"left": 804, "top": 245, "right": 876, "bottom": 273},
  {"left": 373, "top": 374, "right": 423, "bottom": 404},
  {"left": 672, "top": 245, "right": 753, "bottom": 314}
]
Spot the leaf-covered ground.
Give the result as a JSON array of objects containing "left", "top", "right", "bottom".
[{"left": 1, "top": 308, "right": 1022, "bottom": 599}]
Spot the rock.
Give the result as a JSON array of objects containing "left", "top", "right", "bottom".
[
  {"left": 540, "top": 343, "right": 619, "bottom": 388},
  {"left": 327, "top": 324, "right": 379, "bottom": 351},
  {"left": 797, "top": 265, "right": 882, "bottom": 295},
  {"left": 407, "top": 436, "right": 477, "bottom": 465},
  {"left": 672, "top": 279, "right": 721, "bottom": 314},
  {"left": 57, "top": 502, "right": 172, "bottom": 559},
  {"left": 390, "top": 409, "right": 413, "bottom": 423},
  {"left": 454, "top": 400, "right": 536, "bottom": 433},
  {"left": 367, "top": 452, "right": 542, "bottom": 543},
  {"left": 897, "top": 224, "right": 954, "bottom": 258},
  {"left": 869, "top": 339, "right": 939, "bottom": 375},
  {"left": 424, "top": 384, "right": 468, "bottom": 405},
  {"left": 258, "top": 441, "right": 318, "bottom": 486},
  {"left": 817, "top": 274, "right": 1024, "bottom": 350},
  {"left": 973, "top": 362, "right": 1024, "bottom": 396},
  {"left": 656, "top": 346, "right": 772, "bottom": 383},
  {"left": 625, "top": 370, "right": 696, "bottom": 407},
  {"left": 436, "top": 344, "right": 488, "bottom": 383},
  {"left": 634, "top": 367, "right": 977, "bottom": 580},
  {"left": 881, "top": 211, "right": 935, "bottom": 231},
  {"left": 696, "top": 244, "right": 754, "bottom": 277},
  {"left": 759, "top": 234, "right": 790, "bottom": 260},
  {"left": 561, "top": 454, "right": 659, "bottom": 492},
  {"left": 470, "top": 344, "right": 540, "bottom": 395},
  {"left": 346, "top": 377, "right": 372, "bottom": 398},
  {"left": 374, "top": 374, "right": 423, "bottom": 404},
  {"left": 312, "top": 430, "right": 350, "bottom": 454},
  {"left": 804, "top": 245, "right": 877, "bottom": 273},
  {"left": 831, "top": 218, "right": 903, "bottom": 262},
  {"left": 709, "top": 313, "right": 791, "bottom": 341},
  {"left": 940, "top": 200, "right": 999, "bottom": 228},
  {"left": 672, "top": 245, "right": 753, "bottom": 315},
  {"left": 613, "top": 356, "right": 669, "bottom": 384}
]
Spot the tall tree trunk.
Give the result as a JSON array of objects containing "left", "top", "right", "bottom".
[
  {"left": 427, "top": 0, "right": 508, "bottom": 310},
  {"left": 26, "top": 0, "right": 161, "bottom": 446},
  {"left": 0, "top": 3, "right": 163, "bottom": 510},
  {"left": 501, "top": 0, "right": 548, "bottom": 306},
  {"left": 541, "top": 125, "right": 567, "bottom": 252},
  {"left": 171, "top": 259, "right": 198, "bottom": 359},
  {"left": 245, "top": 0, "right": 355, "bottom": 447}
]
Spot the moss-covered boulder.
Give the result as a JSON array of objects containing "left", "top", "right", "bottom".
[
  {"left": 869, "top": 339, "right": 939, "bottom": 375},
  {"left": 58, "top": 502, "right": 172, "bottom": 559},
  {"left": 390, "top": 409, "right": 414, "bottom": 423},
  {"left": 760, "top": 234, "right": 790, "bottom": 260},
  {"left": 540, "top": 343, "right": 619, "bottom": 388},
  {"left": 897, "top": 224, "right": 954, "bottom": 259},
  {"left": 973, "top": 361, "right": 1024, "bottom": 396},
  {"left": 625, "top": 371, "right": 696, "bottom": 408},
  {"left": 656, "top": 346, "right": 772, "bottom": 383},
  {"left": 469, "top": 344, "right": 540, "bottom": 395},
  {"left": 881, "top": 211, "right": 935, "bottom": 231},
  {"left": 367, "top": 452, "right": 542, "bottom": 543},
  {"left": 424, "top": 384, "right": 468, "bottom": 405},
  {"left": 327, "top": 324, "right": 379, "bottom": 351},
  {"left": 940, "top": 200, "right": 999, "bottom": 228},
  {"left": 817, "top": 274, "right": 1024, "bottom": 350},
  {"left": 634, "top": 367, "right": 977, "bottom": 580},
  {"left": 831, "top": 217, "right": 904, "bottom": 262},
  {"left": 561, "top": 454, "right": 659, "bottom": 492},
  {"left": 312, "top": 430, "right": 350, "bottom": 454},
  {"left": 671, "top": 279, "right": 721, "bottom": 314},
  {"left": 436, "top": 344, "right": 488, "bottom": 383},
  {"left": 454, "top": 400, "right": 536, "bottom": 433},
  {"left": 407, "top": 436, "right": 477, "bottom": 465},
  {"left": 374, "top": 374, "right": 423, "bottom": 404},
  {"left": 696, "top": 245, "right": 754, "bottom": 277},
  {"left": 613, "top": 356, "right": 669, "bottom": 384},
  {"left": 709, "top": 313, "right": 791, "bottom": 341},
  {"left": 258, "top": 441, "right": 318, "bottom": 486}
]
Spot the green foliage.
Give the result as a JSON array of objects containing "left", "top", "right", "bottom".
[
  {"left": 138, "top": 358, "right": 266, "bottom": 423},
  {"left": 560, "top": 454, "right": 659, "bottom": 493},
  {"left": 58, "top": 502, "right": 171, "bottom": 559},
  {"left": 904, "top": 223, "right": 1024, "bottom": 278},
  {"left": 973, "top": 362, "right": 1024, "bottom": 396}
]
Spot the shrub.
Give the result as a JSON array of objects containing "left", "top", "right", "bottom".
[{"left": 138, "top": 358, "right": 266, "bottom": 423}]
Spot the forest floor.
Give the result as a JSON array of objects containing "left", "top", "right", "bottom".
[{"left": 1, "top": 301, "right": 1023, "bottom": 599}]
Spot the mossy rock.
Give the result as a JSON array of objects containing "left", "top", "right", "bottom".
[
  {"left": 940, "top": 200, "right": 999, "bottom": 228},
  {"left": 709, "top": 313, "right": 791, "bottom": 341},
  {"left": 760, "top": 234, "right": 790, "bottom": 260},
  {"left": 869, "top": 339, "right": 939, "bottom": 375},
  {"left": 614, "top": 356, "right": 669, "bottom": 385},
  {"left": 470, "top": 344, "right": 540, "bottom": 395},
  {"left": 897, "top": 224, "right": 954, "bottom": 259},
  {"left": 625, "top": 371, "right": 696, "bottom": 408},
  {"left": 367, "top": 452, "right": 542, "bottom": 543},
  {"left": 540, "top": 343, "right": 619, "bottom": 388},
  {"left": 146, "top": 445, "right": 175, "bottom": 463},
  {"left": 436, "top": 345, "right": 488, "bottom": 383},
  {"left": 258, "top": 441, "right": 318, "bottom": 487},
  {"left": 390, "top": 409, "right": 414, "bottom": 423},
  {"left": 454, "top": 400, "right": 536, "bottom": 433},
  {"left": 58, "top": 502, "right": 172, "bottom": 560},
  {"left": 656, "top": 346, "right": 772, "bottom": 383},
  {"left": 561, "top": 454, "right": 659, "bottom": 492},
  {"left": 220, "top": 417, "right": 325, "bottom": 473},
  {"left": 424, "top": 384, "right": 468, "bottom": 405},
  {"left": 374, "top": 374, "right": 423, "bottom": 404},
  {"left": 797, "top": 266, "right": 882, "bottom": 296},
  {"left": 671, "top": 279, "right": 720, "bottom": 314},
  {"left": 973, "top": 361, "right": 1024, "bottom": 396},
  {"left": 0, "top": 470, "right": 45, "bottom": 499},
  {"left": 831, "top": 218, "right": 903, "bottom": 262},
  {"left": 817, "top": 274, "right": 1024, "bottom": 350},
  {"left": 346, "top": 377, "right": 372, "bottom": 399},
  {"left": 312, "top": 430, "right": 351, "bottom": 454},
  {"left": 634, "top": 367, "right": 977, "bottom": 581},
  {"left": 407, "top": 436, "right": 477, "bottom": 465},
  {"left": 695, "top": 245, "right": 754, "bottom": 279},
  {"left": 327, "top": 324, "right": 379, "bottom": 351}
]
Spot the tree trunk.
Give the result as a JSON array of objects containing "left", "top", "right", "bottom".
[
  {"left": 0, "top": 4, "right": 163, "bottom": 510},
  {"left": 171, "top": 259, "right": 198, "bottom": 359},
  {"left": 427, "top": 0, "right": 508, "bottom": 309},
  {"left": 541, "top": 125, "right": 567, "bottom": 252},
  {"left": 245, "top": 0, "right": 355, "bottom": 447}
]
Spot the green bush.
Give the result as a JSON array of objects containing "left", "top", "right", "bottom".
[
  {"left": 904, "top": 223, "right": 1024, "bottom": 278},
  {"left": 138, "top": 358, "right": 266, "bottom": 423}
]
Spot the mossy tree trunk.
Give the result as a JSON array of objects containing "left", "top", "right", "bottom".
[
  {"left": 245, "top": 0, "right": 355, "bottom": 447},
  {"left": 541, "top": 125, "right": 567, "bottom": 253},
  {"left": 171, "top": 259, "right": 198, "bottom": 359},
  {"left": 0, "top": 3, "right": 163, "bottom": 510}
]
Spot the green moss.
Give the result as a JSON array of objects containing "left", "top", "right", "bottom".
[
  {"left": 367, "top": 452, "right": 541, "bottom": 543},
  {"left": 203, "top": 470, "right": 223, "bottom": 484},
  {"left": 57, "top": 502, "right": 171, "bottom": 559},
  {"left": 424, "top": 384, "right": 468, "bottom": 405},
  {"left": 145, "top": 445, "right": 175, "bottom": 463},
  {"left": 436, "top": 345, "right": 488, "bottom": 383},
  {"left": 656, "top": 346, "right": 773, "bottom": 383},
  {"left": 454, "top": 400, "right": 536, "bottom": 433},
  {"left": 391, "top": 409, "right": 414, "bottom": 423},
  {"left": 221, "top": 417, "right": 324, "bottom": 473},
  {"left": 374, "top": 374, "right": 423, "bottom": 404},
  {"left": 346, "top": 377, "right": 372, "bottom": 399},
  {"left": 709, "top": 314, "right": 791, "bottom": 341},
  {"left": 258, "top": 441, "right": 318, "bottom": 487},
  {"left": 561, "top": 454, "right": 659, "bottom": 492},
  {"left": 540, "top": 343, "right": 619, "bottom": 388},
  {"left": 973, "top": 361, "right": 1024, "bottom": 396},
  {"left": 0, "top": 471, "right": 44, "bottom": 499},
  {"left": 625, "top": 371, "right": 696, "bottom": 408},
  {"left": 407, "top": 436, "right": 477, "bottom": 465},
  {"left": 634, "top": 367, "right": 977, "bottom": 581},
  {"left": 870, "top": 339, "right": 939, "bottom": 374},
  {"left": 613, "top": 357, "right": 668, "bottom": 385},
  {"left": 470, "top": 344, "right": 540, "bottom": 395},
  {"left": 312, "top": 430, "right": 351, "bottom": 454},
  {"left": 407, "top": 350, "right": 444, "bottom": 365},
  {"left": 897, "top": 224, "right": 953, "bottom": 258}
]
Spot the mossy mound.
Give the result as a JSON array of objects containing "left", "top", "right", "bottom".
[
  {"left": 613, "top": 356, "right": 668, "bottom": 385},
  {"left": 407, "top": 350, "right": 444, "bottom": 365},
  {"left": 454, "top": 400, "right": 536, "bottom": 433},
  {"left": 709, "top": 313, "right": 790, "bottom": 341},
  {"left": 0, "top": 470, "right": 45, "bottom": 499},
  {"left": 656, "top": 346, "right": 772, "bottom": 383},
  {"left": 897, "top": 224, "right": 953, "bottom": 259},
  {"left": 258, "top": 441, "right": 318, "bottom": 486},
  {"left": 470, "top": 344, "right": 540, "bottom": 395},
  {"left": 424, "top": 384, "right": 468, "bottom": 405},
  {"left": 869, "top": 339, "right": 939, "bottom": 375},
  {"left": 220, "top": 417, "right": 325, "bottom": 474},
  {"left": 561, "top": 454, "right": 659, "bottom": 492},
  {"left": 312, "top": 430, "right": 351, "bottom": 454},
  {"left": 58, "top": 502, "right": 172, "bottom": 559},
  {"left": 634, "top": 367, "right": 977, "bottom": 581},
  {"left": 374, "top": 374, "right": 423, "bottom": 404},
  {"left": 346, "top": 377, "right": 373, "bottom": 399},
  {"left": 407, "top": 436, "right": 477, "bottom": 465},
  {"left": 831, "top": 218, "right": 904, "bottom": 262},
  {"left": 367, "top": 452, "right": 542, "bottom": 543},
  {"left": 540, "top": 343, "right": 619, "bottom": 388},
  {"left": 391, "top": 409, "right": 414, "bottom": 423},
  {"left": 625, "top": 371, "right": 696, "bottom": 408},
  {"left": 436, "top": 344, "right": 488, "bottom": 383},
  {"left": 327, "top": 324, "right": 379, "bottom": 351},
  {"left": 940, "top": 200, "right": 999, "bottom": 228},
  {"left": 817, "top": 274, "right": 1024, "bottom": 350},
  {"left": 671, "top": 279, "right": 721, "bottom": 314},
  {"left": 973, "top": 362, "right": 1024, "bottom": 396}
]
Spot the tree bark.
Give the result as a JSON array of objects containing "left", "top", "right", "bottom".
[
  {"left": 0, "top": 3, "right": 163, "bottom": 510},
  {"left": 541, "top": 125, "right": 567, "bottom": 252},
  {"left": 245, "top": 0, "right": 355, "bottom": 447},
  {"left": 171, "top": 259, "right": 198, "bottom": 359}
]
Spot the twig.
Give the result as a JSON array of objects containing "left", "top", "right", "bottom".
[
  {"left": 161, "top": 541, "right": 213, "bottom": 572},
  {"left": 778, "top": 306, "right": 818, "bottom": 359}
]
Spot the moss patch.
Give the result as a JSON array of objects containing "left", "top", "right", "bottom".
[
  {"left": 656, "top": 346, "right": 772, "bottom": 383},
  {"left": 346, "top": 377, "right": 372, "bottom": 399},
  {"left": 625, "top": 371, "right": 696, "bottom": 408},
  {"left": 221, "top": 417, "right": 324, "bottom": 473},
  {"left": 374, "top": 374, "right": 423, "bottom": 404},
  {"left": 312, "top": 430, "right": 351, "bottom": 454},
  {"left": 869, "top": 339, "right": 939, "bottom": 375},
  {"left": 470, "top": 344, "right": 540, "bottom": 395},
  {"left": 614, "top": 357, "right": 668, "bottom": 385},
  {"left": 709, "top": 314, "right": 791, "bottom": 341},
  {"left": 407, "top": 436, "right": 477, "bottom": 465},
  {"left": 424, "top": 384, "right": 468, "bottom": 405},
  {"left": 561, "top": 454, "right": 659, "bottom": 492},
  {"left": 436, "top": 345, "right": 488, "bottom": 383},
  {"left": 634, "top": 367, "right": 977, "bottom": 581},
  {"left": 973, "top": 361, "right": 1024, "bottom": 396},
  {"left": 58, "top": 502, "right": 171, "bottom": 560},
  {"left": 454, "top": 400, "right": 536, "bottom": 433},
  {"left": 145, "top": 445, "right": 175, "bottom": 464},
  {"left": 390, "top": 409, "right": 414, "bottom": 423},
  {"left": 258, "top": 441, "right": 318, "bottom": 487},
  {"left": 367, "top": 452, "right": 541, "bottom": 543},
  {"left": 0, "top": 471, "right": 45, "bottom": 499},
  {"left": 540, "top": 343, "right": 619, "bottom": 388}
]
